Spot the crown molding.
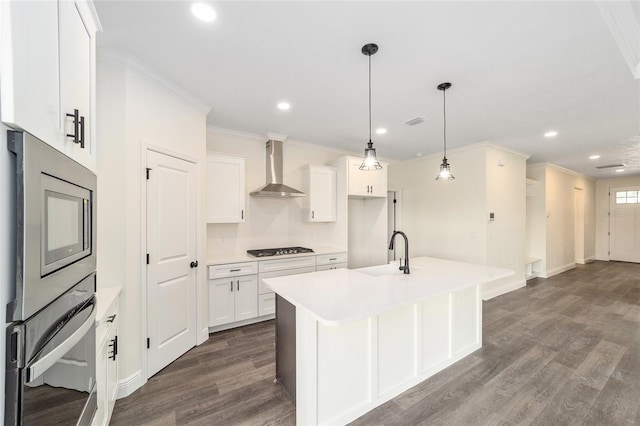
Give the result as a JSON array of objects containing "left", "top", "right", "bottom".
[
  {"left": 528, "top": 162, "right": 596, "bottom": 182},
  {"left": 97, "top": 47, "right": 212, "bottom": 114}
]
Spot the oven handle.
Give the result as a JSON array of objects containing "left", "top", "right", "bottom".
[{"left": 27, "top": 304, "right": 96, "bottom": 380}]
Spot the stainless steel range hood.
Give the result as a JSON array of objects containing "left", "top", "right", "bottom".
[{"left": 250, "top": 140, "right": 306, "bottom": 198}]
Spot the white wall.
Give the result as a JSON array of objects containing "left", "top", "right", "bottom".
[
  {"left": 526, "top": 163, "right": 596, "bottom": 277},
  {"left": 97, "top": 50, "right": 208, "bottom": 394},
  {"left": 484, "top": 146, "right": 527, "bottom": 298},
  {"left": 525, "top": 165, "right": 546, "bottom": 271},
  {"left": 388, "top": 143, "right": 528, "bottom": 300},
  {"left": 595, "top": 175, "right": 640, "bottom": 260},
  {"left": 388, "top": 146, "right": 488, "bottom": 264},
  {"left": 206, "top": 128, "right": 353, "bottom": 256}
]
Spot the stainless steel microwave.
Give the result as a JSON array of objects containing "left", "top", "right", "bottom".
[{"left": 7, "top": 131, "right": 97, "bottom": 322}]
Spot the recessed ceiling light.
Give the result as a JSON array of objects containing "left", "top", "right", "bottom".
[
  {"left": 415, "top": 153, "right": 423, "bottom": 157},
  {"left": 544, "top": 131, "right": 558, "bottom": 138},
  {"left": 615, "top": 169, "right": 626, "bottom": 173},
  {"left": 191, "top": 3, "right": 216, "bottom": 22},
  {"left": 589, "top": 155, "right": 600, "bottom": 160},
  {"left": 277, "top": 102, "right": 290, "bottom": 110},
  {"left": 375, "top": 128, "right": 387, "bottom": 135}
]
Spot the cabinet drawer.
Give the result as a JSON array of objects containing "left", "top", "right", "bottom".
[
  {"left": 258, "top": 255, "right": 316, "bottom": 273},
  {"left": 316, "top": 252, "right": 347, "bottom": 266},
  {"left": 316, "top": 262, "right": 348, "bottom": 271},
  {"left": 259, "top": 266, "right": 317, "bottom": 294},
  {"left": 258, "top": 293, "right": 276, "bottom": 316},
  {"left": 209, "top": 262, "right": 258, "bottom": 279}
]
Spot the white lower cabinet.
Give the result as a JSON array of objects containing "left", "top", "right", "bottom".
[
  {"left": 208, "top": 262, "right": 259, "bottom": 327},
  {"left": 94, "top": 288, "right": 120, "bottom": 426}
]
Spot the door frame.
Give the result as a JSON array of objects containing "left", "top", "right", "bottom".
[
  {"left": 140, "top": 141, "right": 207, "bottom": 383},
  {"left": 609, "top": 185, "right": 640, "bottom": 262}
]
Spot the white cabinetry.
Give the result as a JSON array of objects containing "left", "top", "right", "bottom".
[
  {"left": 316, "top": 252, "right": 348, "bottom": 271},
  {"left": 348, "top": 157, "right": 387, "bottom": 198},
  {"left": 207, "top": 153, "right": 246, "bottom": 223},
  {"left": 94, "top": 288, "right": 120, "bottom": 426},
  {"left": 0, "top": 0, "right": 99, "bottom": 170},
  {"left": 301, "top": 165, "right": 337, "bottom": 222},
  {"left": 208, "top": 262, "right": 257, "bottom": 327}
]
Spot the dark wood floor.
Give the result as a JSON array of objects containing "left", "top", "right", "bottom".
[{"left": 111, "top": 261, "right": 640, "bottom": 425}]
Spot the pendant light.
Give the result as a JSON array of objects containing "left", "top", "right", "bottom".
[
  {"left": 436, "top": 82, "right": 455, "bottom": 180},
  {"left": 359, "top": 43, "right": 382, "bottom": 171}
]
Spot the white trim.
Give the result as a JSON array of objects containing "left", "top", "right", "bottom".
[
  {"left": 97, "top": 47, "right": 211, "bottom": 114},
  {"left": 208, "top": 315, "right": 275, "bottom": 333},
  {"left": 482, "top": 279, "right": 526, "bottom": 301},
  {"left": 595, "top": 256, "right": 610, "bottom": 261},
  {"left": 527, "top": 162, "right": 596, "bottom": 181},
  {"left": 584, "top": 256, "right": 596, "bottom": 264},
  {"left": 575, "top": 258, "right": 587, "bottom": 265},
  {"left": 541, "top": 263, "right": 576, "bottom": 279},
  {"left": 596, "top": 1, "right": 640, "bottom": 79},
  {"left": 116, "top": 370, "right": 145, "bottom": 400}
]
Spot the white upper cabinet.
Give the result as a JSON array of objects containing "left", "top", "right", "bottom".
[
  {"left": 207, "top": 153, "right": 246, "bottom": 223},
  {"left": 0, "top": 0, "right": 99, "bottom": 171},
  {"left": 301, "top": 165, "right": 337, "bottom": 222},
  {"left": 347, "top": 157, "right": 387, "bottom": 198},
  {"left": 0, "top": 1, "right": 61, "bottom": 147},
  {"left": 59, "top": 0, "right": 92, "bottom": 166}
]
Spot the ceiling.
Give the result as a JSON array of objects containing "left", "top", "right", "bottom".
[{"left": 94, "top": 1, "right": 639, "bottom": 179}]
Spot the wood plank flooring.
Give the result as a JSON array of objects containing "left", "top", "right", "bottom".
[{"left": 111, "top": 261, "right": 640, "bottom": 425}]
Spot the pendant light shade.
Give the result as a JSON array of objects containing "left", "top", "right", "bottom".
[
  {"left": 436, "top": 82, "right": 455, "bottom": 180},
  {"left": 359, "top": 43, "right": 382, "bottom": 171}
]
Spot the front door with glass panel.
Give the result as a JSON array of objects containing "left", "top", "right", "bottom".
[{"left": 610, "top": 186, "right": 640, "bottom": 263}]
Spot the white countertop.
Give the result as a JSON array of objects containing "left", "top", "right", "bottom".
[
  {"left": 96, "top": 286, "right": 121, "bottom": 324},
  {"left": 263, "top": 257, "right": 514, "bottom": 326},
  {"left": 207, "top": 246, "right": 347, "bottom": 266}
]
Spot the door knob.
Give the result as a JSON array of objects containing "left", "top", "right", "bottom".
[{"left": 190, "top": 261, "right": 199, "bottom": 268}]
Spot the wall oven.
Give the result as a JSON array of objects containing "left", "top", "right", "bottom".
[
  {"left": 5, "top": 274, "right": 97, "bottom": 426},
  {"left": 6, "top": 130, "right": 96, "bottom": 322},
  {"left": 5, "top": 130, "right": 97, "bottom": 425}
]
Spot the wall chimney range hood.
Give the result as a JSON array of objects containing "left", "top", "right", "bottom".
[{"left": 250, "top": 140, "right": 306, "bottom": 198}]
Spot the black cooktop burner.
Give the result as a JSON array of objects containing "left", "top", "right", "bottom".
[{"left": 247, "top": 246, "right": 314, "bottom": 257}]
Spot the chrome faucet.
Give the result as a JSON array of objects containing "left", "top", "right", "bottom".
[{"left": 388, "top": 231, "right": 410, "bottom": 274}]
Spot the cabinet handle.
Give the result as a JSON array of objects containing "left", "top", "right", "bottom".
[
  {"left": 190, "top": 260, "right": 199, "bottom": 268},
  {"left": 241, "top": 209, "right": 244, "bottom": 220},
  {"left": 230, "top": 280, "right": 233, "bottom": 292},
  {"left": 230, "top": 268, "right": 241, "bottom": 272},
  {"left": 66, "top": 109, "right": 80, "bottom": 144},
  {"left": 106, "top": 314, "right": 117, "bottom": 323},
  {"left": 237, "top": 280, "right": 240, "bottom": 291},
  {"left": 79, "top": 115, "right": 85, "bottom": 149},
  {"left": 367, "top": 185, "right": 370, "bottom": 193},
  {"left": 108, "top": 336, "right": 118, "bottom": 361},
  {"left": 329, "top": 257, "right": 337, "bottom": 261},
  {"left": 371, "top": 185, "right": 373, "bottom": 193},
  {"left": 312, "top": 210, "right": 315, "bottom": 219}
]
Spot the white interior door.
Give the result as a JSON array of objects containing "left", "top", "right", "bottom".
[
  {"left": 609, "top": 186, "right": 640, "bottom": 263},
  {"left": 147, "top": 150, "right": 198, "bottom": 377}
]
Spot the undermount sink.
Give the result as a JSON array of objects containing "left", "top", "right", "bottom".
[{"left": 356, "top": 263, "right": 421, "bottom": 277}]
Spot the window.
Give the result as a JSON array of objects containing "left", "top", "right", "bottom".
[{"left": 616, "top": 190, "right": 639, "bottom": 204}]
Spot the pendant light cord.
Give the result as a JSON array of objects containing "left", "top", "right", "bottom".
[
  {"left": 368, "top": 53, "right": 372, "bottom": 143},
  {"left": 443, "top": 88, "right": 447, "bottom": 158}
]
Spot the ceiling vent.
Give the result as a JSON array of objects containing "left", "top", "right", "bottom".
[
  {"left": 404, "top": 116, "right": 425, "bottom": 126},
  {"left": 596, "top": 163, "right": 627, "bottom": 169}
]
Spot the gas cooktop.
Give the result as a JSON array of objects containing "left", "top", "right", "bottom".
[{"left": 247, "top": 247, "right": 314, "bottom": 257}]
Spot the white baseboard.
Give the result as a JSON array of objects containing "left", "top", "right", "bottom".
[
  {"left": 576, "top": 258, "right": 586, "bottom": 265},
  {"left": 483, "top": 279, "right": 526, "bottom": 300},
  {"left": 116, "top": 370, "right": 145, "bottom": 400},
  {"left": 584, "top": 256, "right": 596, "bottom": 264},
  {"left": 595, "top": 255, "right": 609, "bottom": 262},
  {"left": 541, "top": 263, "right": 576, "bottom": 279}
]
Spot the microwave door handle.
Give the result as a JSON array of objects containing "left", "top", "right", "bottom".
[{"left": 27, "top": 305, "right": 96, "bottom": 381}]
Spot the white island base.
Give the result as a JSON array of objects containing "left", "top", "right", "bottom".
[{"left": 265, "top": 257, "right": 514, "bottom": 425}]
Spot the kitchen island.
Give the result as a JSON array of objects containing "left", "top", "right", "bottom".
[{"left": 263, "top": 256, "right": 514, "bottom": 425}]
